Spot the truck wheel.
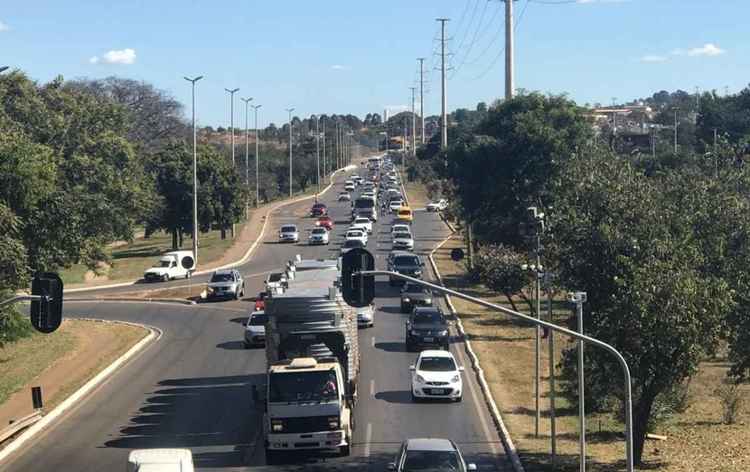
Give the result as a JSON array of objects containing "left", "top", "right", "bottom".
[
  {"left": 340, "top": 441, "right": 351, "bottom": 457},
  {"left": 265, "top": 449, "right": 279, "bottom": 465},
  {"left": 185, "top": 271, "right": 190, "bottom": 279},
  {"left": 162, "top": 274, "right": 169, "bottom": 282}
]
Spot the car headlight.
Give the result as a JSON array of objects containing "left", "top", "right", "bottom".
[
  {"left": 207, "top": 287, "right": 215, "bottom": 294},
  {"left": 410, "top": 329, "right": 419, "bottom": 336},
  {"left": 424, "top": 298, "right": 432, "bottom": 304},
  {"left": 271, "top": 419, "right": 283, "bottom": 432},
  {"left": 438, "top": 330, "right": 448, "bottom": 337},
  {"left": 416, "top": 375, "right": 426, "bottom": 384},
  {"left": 451, "top": 375, "right": 460, "bottom": 383},
  {"left": 414, "top": 270, "right": 422, "bottom": 276},
  {"left": 328, "top": 416, "right": 340, "bottom": 429},
  {"left": 403, "top": 297, "right": 411, "bottom": 303}
]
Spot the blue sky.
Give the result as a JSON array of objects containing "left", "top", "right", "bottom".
[{"left": 2, "top": 0, "right": 748, "bottom": 127}]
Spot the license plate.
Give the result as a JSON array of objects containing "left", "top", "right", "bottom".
[
  {"left": 423, "top": 337, "right": 434, "bottom": 343},
  {"left": 431, "top": 389, "right": 444, "bottom": 395}
]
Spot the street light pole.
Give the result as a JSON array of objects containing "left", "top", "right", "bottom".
[
  {"left": 673, "top": 108, "right": 679, "bottom": 154},
  {"left": 286, "top": 107, "right": 295, "bottom": 198},
  {"left": 224, "top": 88, "right": 240, "bottom": 167},
  {"left": 314, "top": 115, "right": 321, "bottom": 194},
  {"left": 240, "top": 97, "right": 253, "bottom": 213},
  {"left": 573, "top": 292, "right": 588, "bottom": 472},
  {"left": 184, "top": 75, "right": 203, "bottom": 267},
  {"left": 252, "top": 104, "right": 262, "bottom": 206},
  {"left": 322, "top": 121, "right": 327, "bottom": 182}
]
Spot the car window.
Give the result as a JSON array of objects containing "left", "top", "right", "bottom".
[
  {"left": 344, "top": 240, "right": 364, "bottom": 248},
  {"left": 394, "top": 232, "right": 411, "bottom": 239},
  {"left": 249, "top": 313, "right": 268, "bottom": 325},
  {"left": 404, "top": 283, "right": 429, "bottom": 294},
  {"left": 210, "top": 273, "right": 234, "bottom": 282},
  {"left": 268, "top": 273, "right": 282, "bottom": 282},
  {"left": 281, "top": 225, "right": 297, "bottom": 232},
  {"left": 312, "top": 228, "right": 326, "bottom": 234},
  {"left": 413, "top": 311, "right": 444, "bottom": 324},
  {"left": 394, "top": 255, "right": 420, "bottom": 266},
  {"left": 403, "top": 450, "right": 461, "bottom": 471},
  {"left": 418, "top": 357, "right": 457, "bottom": 372}
]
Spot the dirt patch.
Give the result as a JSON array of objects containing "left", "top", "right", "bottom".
[
  {"left": 0, "top": 319, "right": 147, "bottom": 429},
  {"left": 434, "top": 232, "right": 750, "bottom": 471}
]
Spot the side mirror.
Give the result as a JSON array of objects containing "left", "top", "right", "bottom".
[
  {"left": 459, "top": 366, "right": 465, "bottom": 372},
  {"left": 387, "top": 463, "right": 397, "bottom": 471},
  {"left": 409, "top": 365, "right": 416, "bottom": 371}
]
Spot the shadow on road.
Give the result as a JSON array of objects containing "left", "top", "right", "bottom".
[
  {"left": 374, "top": 390, "right": 413, "bottom": 404},
  {"left": 374, "top": 342, "right": 406, "bottom": 353}
]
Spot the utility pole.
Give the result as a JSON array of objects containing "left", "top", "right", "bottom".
[
  {"left": 437, "top": 18, "right": 450, "bottom": 149},
  {"left": 410, "top": 86, "right": 417, "bottom": 158},
  {"left": 673, "top": 108, "right": 679, "bottom": 154},
  {"left": 402, "top": 117, "right": 407, "bottom": 175},
  {"left": 504, "top": 0, "right": 514, "bottom": 100},
  {"left": 418, "top": 57, "right": 426, "bottom": 145},
  {"left": 252, "top": 104, "right": 262, "bottom": 206},
  {"left": 314, "top": 115, "right": 321, "bottom": 194},
  {"left": 335, "top": 122, "right": 339, "bottom": 170},
  {"left": 224, "top": 88, "right": 240, "bottom": 167},
  {"left": 286, "top": 107, "right": 295, "bottom": 198},
  {"left": 184, "top": 75, "right": 203, "bottom": 267},
  {"left": 546, "top": 270, "right": 557, "bottom": 465},
  {"left": 240, "top": 97, "right": 253, "bottom": 213},
  {"left": 322, "top": 121, "right": 327, "bottom": 181},
  {"left": 572, "top": 292, "right": 588, "bottom": 472}
]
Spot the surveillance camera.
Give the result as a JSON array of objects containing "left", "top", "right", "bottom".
[{"left": 568, "top": 291, "right": 587, "bottom": 304}]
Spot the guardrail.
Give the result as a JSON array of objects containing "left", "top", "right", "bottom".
[{"left": 0, "top": 411, "right": 42, "bottom": 444}]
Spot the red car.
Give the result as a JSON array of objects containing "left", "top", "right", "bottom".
[
  {"left": 316, "top": 216, "right": 334, "bottom": 231},
  {"left": 310, "top": 203, "right": 328, "bottom": 217},
  {"left": 254, "top": 292, "right": 267, "bottom": 311}
]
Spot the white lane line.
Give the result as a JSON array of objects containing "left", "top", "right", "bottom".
[
  {"left": 364, "top": 422, "right": 373, "bottom": 458},
  {"left": 370, "top": 379, "right": 375, "bottom": 397},
  {"left": 371, "top": 336, "right": 375, "bottom": 348}
]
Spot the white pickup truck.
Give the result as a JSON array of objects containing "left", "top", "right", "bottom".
[{"left": 143, "top": 250, "right": 195, "bottom": 282}]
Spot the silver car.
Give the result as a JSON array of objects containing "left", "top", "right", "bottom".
[
  {"left": 278, "top": 224, "right": 299, "bottom": 243},
  {"left": 392, "top": 231, "right": 414, "bottom": 250},
  {"left": 206, "top": 269, "right": 245, "bottom": 300},
  {"left": 388, "top": 438, "right": 476, "bottom": 472}
]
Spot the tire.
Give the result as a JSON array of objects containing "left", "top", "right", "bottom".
[
  {"left": 455, "top": 396, "right": 463, "bottom": 403},
  {"left": 340, "top": 440, "right": 351, "bottom": 457},
  {"left": 265, "top": 449, "right": 280, "bottom": 465},
  {"left": 400, "top": 303, "right": 407, "bottom": 313},
  {"left": 185, "top": 271, "right": 191, "bottom": 279},
  {"left": 405, "top": 340, "right": 414, "bottom": 352},
  {"left": 412, "top": 391, "right": 421, "bottom": 403},
  {"left": 244, "top": 341, "right": 251, "bottom": 349},
  {"left": 162, "top": 274, "right": 169, "bottom": 282}
]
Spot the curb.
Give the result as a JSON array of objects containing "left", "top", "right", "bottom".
[
  {"left": 65, "top": 165, "right": 356, "bottom": 295},
  {"left": 0, "top": 320, "right": 162, "bottom": 464},
  {"left": 66, "top": 297, "right": 196, "bottom": 306}
]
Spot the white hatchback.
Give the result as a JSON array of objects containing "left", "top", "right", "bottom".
[
  {"left": 410, "top": 350, "right": 464, "bottom": 402},
  {"left": 345, "top": 228, "right": 368, "bottom": 245},
  {"left": 353, "top": 217, "right": 373, "bottom": 234}
]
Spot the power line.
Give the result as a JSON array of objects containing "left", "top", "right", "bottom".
[{"left": 450, "top": 0, "right": 499, "bottom": 78}]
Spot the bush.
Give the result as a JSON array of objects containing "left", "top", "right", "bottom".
[
  {"left": 714, "top": 380, "right": 745, "bottom": 425},
  {"left": 0, "top": 306, "right": 34, "bottom": 347}
]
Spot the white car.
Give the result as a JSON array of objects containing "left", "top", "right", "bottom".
[
  {"left": 356, "top": 304, "right": 375, "bottom": 328},
  {"left": 244, "top": 311, "right": 267, "bottom": 348},
  {"left": 410, "top": 350, "right": 464, "bottom": 402},
  {"left": 391, "top": 223, "right": 411, "bottom": 235},
  {"left": 308, "top": 227, "right": 330, "bottom": 245},
  {"left": 389, "top": 200, "right": 405, "bottom": 212},
  {"left": 338, "top": 192, "right": 351, "bottom": 202},
  {"left": 340, "top": 238, "right": 366, "bottom": 255},
  {"left": 346, "top": 228, "right": 368, "bottom": 245},
  {"left": 344, "top": 181, "right": 355, "bottom": 191},
  {"left": 353, "top": 217, "right": 373, "bottom": 234},
  {"left": 426, "top": 199, "right": 448, "bottom": 212},
  {"left": 128, "top": 449, "right": 194, "bottom": 472},
  {"left": 392, "top": 231, "right": 414, "bottom": 250},
  {"left": 278, "top": 224, "right": 299, "bottom": 243}
]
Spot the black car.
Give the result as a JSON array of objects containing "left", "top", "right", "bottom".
[
  {"left": 400, "top": 282, "right": 434, "bottom": 313},
  {"left": 387, "top": 251, "right": 423, "bottom": 286},
  {"left": 405, "top": 307, "right": 450, "bottom": 351}
]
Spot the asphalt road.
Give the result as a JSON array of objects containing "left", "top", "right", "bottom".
[{"left": 1, "top": 166, "right": 512, "bottom": 472}]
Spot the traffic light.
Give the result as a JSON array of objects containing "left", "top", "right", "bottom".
[
  {"left": 341, "top": 248, "right": 375, "bottom": 307},
  {"left": 30, "top": 272, "right": 63, "bottom": 333}
]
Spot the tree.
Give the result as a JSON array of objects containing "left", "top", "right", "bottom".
[
  {"left": 474, "top": 244, "right": 533, "bottom": 312},
  {"left": 550, "top": 149, "right": 730, "bottom": 465}
]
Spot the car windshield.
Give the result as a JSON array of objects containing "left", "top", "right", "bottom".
[
  {"left": 249, "top": 313, "right": 268, "bottom": 325},
  {"left": 210, "top": 273, "right": 234, "bottom": 282},
  {"left": 418, "top": 357, "right": 456, "bottom": 372},
  {"left": 347, "top": 231, "right": 363, "bottom": 236},
  {"left": 268, "top": 370, "right": 338, "bottom": 403},
  {"left": 344, "top": 240, "right": 364, "bottom": 248},
  {"left": 281, "top": 226, "right": 296, "bottom": 232},
  {"left": 312, "top": 228, "right": 326, "bottom": 234},
  {"left": 403, "top": 450, "right": 461, "bottom": 472},
  {"left": 155, "top": 260, "right": 171, "bottom": 268},
  {"left": 394, "top": 256, "right": 420, "bottom": 266},
  {"left": 404, "top": 283, "right": 429, "bottom": 294},
  {"left": 394, "top": 232, "right": 412, "bottom": 239},
  {"left": 355, "top": 218, "right": 369, "bottom": 224},
  {"left": 268, "top": 273, "right": 283, "bottom": 282},
  {"left": 413, "top": 311, "right": 444, "bottom": 325},
  {"left": 354, "top": 199, "right": 375, "bottom": 209}
]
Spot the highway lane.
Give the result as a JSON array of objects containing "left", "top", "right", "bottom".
[{"left": 2, "top": 167, "right": 512, "bottom": 471}]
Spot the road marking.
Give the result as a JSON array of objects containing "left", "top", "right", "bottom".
[
  {"left": 370, "top": 379, "right": 375, "bottom": 397},
  {"left": 364, "top": 422, "right": 373, "bottom": 458},
  {"left": 371, "top": 336, "right": 375, "bottom": 348}
]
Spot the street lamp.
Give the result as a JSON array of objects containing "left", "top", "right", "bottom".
[
  {"left": 184, "top": 75, "right": 203, "bottom": 267},
  {"left": 252, "top": 104, "right": 262, "bottom": 206},
  {"left": 224, "top": 88, "right": 240, "bottom": 167},
  {"left": 313, "top": 115, "right": 321, "bottom": 194},
  {"left": 286, "top": 107, "right": 295, "bottom": 198},
  {"left": 240, "top": 97, "right": 253, "bottom": 213}
]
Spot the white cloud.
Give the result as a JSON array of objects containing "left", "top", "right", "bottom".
[
  {"left": 331, "top": 64, "right": 350, "bottom": 71},
  {"left": 640, "top": 55, "right": 668, "bottom": 63},
  {"left": 0, "top": 21, "right": 9, "bottom": 32},
  {"left": 687, "top": 43, "right": 725, "bottom": 57},
  {"left": 89, "top": 48, "right": 137, "bottom": 65}
]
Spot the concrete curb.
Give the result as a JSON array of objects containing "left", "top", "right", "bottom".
[
  {"left": 64, "top": 166, "right": 356, "bottom": 295},
  {"left": 66, "top": 297, "right": 196, "bottom": 306},
  {"left": 0, "top": 320, "right": 162, "bottom": 464}
]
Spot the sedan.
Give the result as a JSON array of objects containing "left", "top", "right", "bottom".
[
  {"left": 353, "top": 217, "right": 373, "bottom": 234},
  {"left": 338, "top": 192, "right": 351, "bottom": 202},
  {"left": 391, "top": 223, "right": 411, "bottom": 235},
  {"left": 345, "top": 228, "right": 368, "bottom": 245},
  {"left": 426, "top": 199, "right": 448, "bottom": 212},
  {"left": 243, "top": 311, "right": 267, "bottom": 348},
  {"left": 388, "top": 438, "right": 476, "bottom": 471},
  {"left": 389, "top": 200, "right": 404, "bottom": 212},
  {"left": 310, "top": 203, "right": 327, "bottom": 217},
  {"left": 308, "top": 227, "right": 330, "bottom": 245},
  {"left": 316, "top": 216, "right": 334, "bottom": 231},
  {"left": 340, "top": 239, "right": 365, "bottom": 255},
  {"left": 278, "top": 224, "right": 299, "bottom": 243},
  {"left": 344, "top": 181, "right": 355, "bottom": 191},
  {"left": 206, "top": 269, "right": 245, "bottom": 300},
  {"left": 392, "top": 231, "right": 414, "bottom": 251},
  {"left": 356, "top": 304, "right": 375, "bottom": 328},
  {"left": 410, "top": 350, "right": 464, "bottom": 402}
]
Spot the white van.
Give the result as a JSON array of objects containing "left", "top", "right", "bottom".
[
  {"left": 143, "top": 250, "right": 196, "bottom": 282},
  {"left": 127, "top": 448, "right": 194, "bottom": 472}
]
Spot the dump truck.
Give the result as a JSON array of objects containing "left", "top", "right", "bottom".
[{"left": 262, "top": 258, "right": 359, "bottom": 462}]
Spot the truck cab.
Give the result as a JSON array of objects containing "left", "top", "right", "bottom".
[
  {"left": 143, "top": 250, "right": 195, "bottom": 282},
  {"left": 264, "top": 357, "right": 353, "bottom": 462}
]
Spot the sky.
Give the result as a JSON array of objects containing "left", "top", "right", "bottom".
[{"left": 1, "top": 0, "right": 748, "bottom": 127}]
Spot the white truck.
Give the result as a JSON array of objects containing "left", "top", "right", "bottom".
[
  {"left": 143, "top": 250, "right": 195, "bottom": 282},
  {"left": 262, "top": 258, "right": 359, "bottom": 463},
  {"left": 127, "top": 448, "right": 194, "bottom": 472}
]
